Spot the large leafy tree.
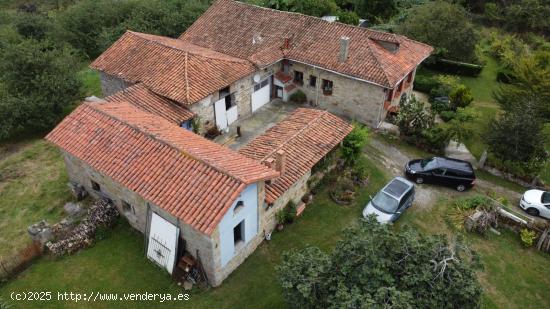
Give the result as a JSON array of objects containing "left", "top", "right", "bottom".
[
  {"left": 0, "top": 39, "right": 82, "bottom": 138},
  {"left": 278, "top": 217, "right": 483, "bottom": 308},
  {"left": 355, "top": 0, "right": 399, "bottom": 24},
  {"left": 396, "top": 1, "right": 480, "bottom": 62}
]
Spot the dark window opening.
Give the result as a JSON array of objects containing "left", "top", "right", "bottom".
[
  {"left": 219, "top": 86, "right": 230, "bottom": 99},
  {"left": 322, "top": 79, "right": 333, "bottom": 95},
  {"left": 234, "top": 201, "right": 244, "bottom": 214},
  {"left": 233, "top": 221, "right": 244, "bottom": 245},
  {"left": 91, "top": 180, "right": 100, "bottom": 192},
  {"left": 224, "top": 93, "right": 236, "bottom": 110},
  {"left": 407, "top": 71, "right": 413, "bottom": 83},
  {"left": 387, "top": 89, "right": 394, "bottom": 101},
  {"left": 397, "top": 82, "right": 403, "bottom": 92},
  {"left": 309, "top": 75, "right": 317, "bottom": 87},
  {"left": 294, "top": 71, "right": 303, "bottom": 85}
]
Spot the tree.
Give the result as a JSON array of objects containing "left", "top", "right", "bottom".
[
  {"left": 341, "top": 122, "right": 369, "bottom": 166},
  {"left": 14, "top": 11, "right": 52, "bottom": 40},
  {"left": 277, "top": 217, "right": 483, "bottom": 308},
  {"left": 337, "top": 10, "right": 359, "bottom": 25},
  {"left": 396, "top": 1, "right": 480, "bottom": 62},
  {"left": 0, "top": 39, "right": 82, "bottom": 138},
  {"left": 396, "top": 95, "right": 434, "bottom": 137},
  {"left": 449, "top": 84, "right": 474, "bottom": 110},
  {"left": 445, "top": 108, "right": 475, "bottom": 144},
  {"left": 265, "top": 0, "right": 339, "bottom": 17},
  {"left": 355, "top": 0, "right": 398, "bottom": 24}
]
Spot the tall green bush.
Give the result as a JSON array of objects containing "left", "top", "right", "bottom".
[{"left": 341, "top": 123, "right": 369, "bottom": 166}]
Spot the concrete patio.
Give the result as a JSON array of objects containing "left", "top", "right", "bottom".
[{"left": 214, "top": 99, "right": 307, "bottom": 150}]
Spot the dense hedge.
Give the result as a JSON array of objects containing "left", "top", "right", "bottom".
[
  {"left": 413, "top": 75, "right": 439, "bottom": 93},
  {"left": 425, "top": 59, "right": 483, "bottom": 77}
]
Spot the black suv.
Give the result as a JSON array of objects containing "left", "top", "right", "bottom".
[{"left": 405, "top": 157, "right": 476, "bottom": 192}]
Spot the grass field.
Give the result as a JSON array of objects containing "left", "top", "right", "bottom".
[
  {"left": 397, "top": 199, "right": 550, "bottom": 309},
  {"left": 0, "top": 157, "right": 388, "bottom": 308}
]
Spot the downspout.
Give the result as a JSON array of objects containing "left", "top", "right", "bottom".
[
  {"left": 375, "top": 90, "right": 388, "bottom": 128},
  {"left": 315, "top": 69, "right": 321, "bottom": 106},
  {"left": 143, "top": 203, "right": 151, "bottom": 256}
]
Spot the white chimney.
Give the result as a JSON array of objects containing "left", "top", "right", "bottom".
[{"left": 339, "top": 37, "right": 350, "bottom": 63}]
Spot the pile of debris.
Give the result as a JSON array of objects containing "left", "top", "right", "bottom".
[{"left": 46, "top": 199, "right": 119, "bottom": 256}]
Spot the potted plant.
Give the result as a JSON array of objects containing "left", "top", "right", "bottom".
[{"left": 276, "top": 209, "right": 286, "bottom": 231}]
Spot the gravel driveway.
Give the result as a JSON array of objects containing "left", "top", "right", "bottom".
[{"left": 364, "top": 137, "right": 537, "bottom": 222}]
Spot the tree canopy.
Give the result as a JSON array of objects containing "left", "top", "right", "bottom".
[
  {"left": 277, "top": 217, "right": 483, "bottom": 308},
  {"left": 396, "top": 1, "right": 480, "bottom": 62}
]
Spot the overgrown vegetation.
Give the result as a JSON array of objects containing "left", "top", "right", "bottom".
[{"left": 278, "top": 217, "right": 483, "bottom": 308}]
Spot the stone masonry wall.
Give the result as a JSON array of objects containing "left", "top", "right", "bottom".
[
  {"left": 60, "top": 151, "right": 218, "bottom": 285},
  {"left": 99, "top": 72, "right": 134, "bottom": 97},
  {"left": 262, "top": 171, "right": 311, "bottom": 233},
  {"left": 288, "top": 61, "right": 387, "bottom": 127}
]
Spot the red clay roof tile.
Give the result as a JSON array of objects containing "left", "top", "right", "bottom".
[
  {"left": 239, "top": 108, "right": 352, "bottom": 203},
  {"left": 46, "top": 101, "right": 277, "bottom": 235}
]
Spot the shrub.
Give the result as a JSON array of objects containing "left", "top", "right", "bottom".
[
  {"left": 285, "top": 201, "right": 298, "bottom": 224},
  {"left": 454, "top": 195, "right": 491, "bottom": 211},
  {"left": 413, "top": 74, "right": 439, "bottom": 93},
  {"left": 352, "top": 156, "right": 370, "bottom": 185},
  {"left": 449, "top": 84, "right": 474, "bottom": 109},
  {"left": 289, "top": 90, "right": 307, "bottom": 103},
  {"left": 337, "top": 10, "right": 359, "bottom": 26},
  {"left": 520, "top": 228, "right": 536, "bottom": 247},
  {"left": 276, "top": 209, "right": 287, "bottom": 225},
  {"left": 430, "top": 97, "right": 451, "bottom": 113},
  {"left": 418, "top": 126, "right": 449, "bottom": 154},
  {"left": 440, "top": 110, "right": 456, "bottom": 122},
  {"left": 342, "top": 123, "right": 369, "bottom": 166},
  {"left": 396, "top": 94, "right": 434, "bottom": 137}
]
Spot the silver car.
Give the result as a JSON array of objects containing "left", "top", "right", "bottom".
[{"left": 362, "top": 177, "right": 415, "bottom": 224}]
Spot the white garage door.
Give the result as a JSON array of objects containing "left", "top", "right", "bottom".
[
  {"left": 251, "top": 77, "right": 271, "bottom": 112},
  {"left": 147, "top": 213, "right": 179, "bottom": 274}
]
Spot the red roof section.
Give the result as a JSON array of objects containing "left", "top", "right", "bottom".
[
  {"left": 239, "top": 108, "right": 352, "bottom": 203},
  {"left": 106, "top": 83, "right": 194, "bottom": 124},
  {"left": 90, "top": 31, "right": 256, "bottom": 105},
  {"left": 180, "top": 0, "right": 433, "bottom": 88},
  {"left": 46, "top": 102, "right": 278, "bottom": 235}
]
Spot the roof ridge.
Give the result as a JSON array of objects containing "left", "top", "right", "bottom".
[
  {"left": 127, "top": 30, "right": 250, "bottom": 65},
  {"left": 85, "top": 102, "right": 247, "bottom": 184},
  {"left": 258, "top": 108, "right": 328, "bottom": 161},
  {"left": 225, "top": 0, "right": 399, "bottom": 42}
]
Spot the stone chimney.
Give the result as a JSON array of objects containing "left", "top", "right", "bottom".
[
  {"left": 264, "top": 157, "right": 275, "bottom": 169},
  {"left": 283, "top": 37, "right": 291, "bottom": 49},
  {"left": 339, "top": 37, "right": 350, "bottom": 63},
  {"left": 275, "top": 150, "right": 286, "bottom": 175}
]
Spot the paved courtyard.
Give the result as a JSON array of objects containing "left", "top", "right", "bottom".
[{"left": 214, "top": 99, "right": 306, "bottom": 150}]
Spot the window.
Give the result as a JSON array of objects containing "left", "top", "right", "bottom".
[
  {"left": 234, "top": 201, "right": 244, "bottom": 215},
  {"left": 91, "top": 180, "right": 100, "bottom": 192},
  {"left": 309, "top": 75, "right": 317, "bottom": 87},
  {"left": 322, "top": 79, "right": 333, "bottom": 95},
  {"left": 294, "top": 71, "right": 303, "bottom": 85},
  {"left": 121, "top": 200, "right": 134, "bottom": 215},
  {"left": 254, "top": 78, "right": 269, "bottom": 92},
  {"left": 219, "top": 86, "right": 230, "bottom": 99},
  {"left": 387, "top": 89, "right": 394, "bottom": 101},
  {"left": 233, "top": 221, "right": 244, "bottom": 245},
  {"left": 397, "top": 81, "right": 403, "bottom": 92},
  {"left": 432, "top": 168, "right": 446, "bottom": 176}
]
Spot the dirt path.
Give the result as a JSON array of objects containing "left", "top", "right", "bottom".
[{"left": 365, "top": 137, "right": 531, "bottom": 219}]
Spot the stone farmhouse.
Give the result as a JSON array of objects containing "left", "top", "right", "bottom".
[{"left": 45, "top": 0, "right": 432, "bottom": 287}]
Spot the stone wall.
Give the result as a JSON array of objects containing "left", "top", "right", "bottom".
[
  {"left": 288, "top": 61, "right": 387, "bottom": 127},
  {"left": 60, "top": 151, "right": 218, "bottom": 285},
  {"left": 262, "top": 171, "right": 311, "bottom": 233},
  {"left": 99, "top": 72, "right": 134, "bottom": 97}
]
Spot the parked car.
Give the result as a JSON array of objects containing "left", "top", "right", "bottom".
[
  {"left": 405, "top": 157, "right": 475, "bottom": 192},
  {"left": 519, "top": 189, "right": 550, "bottom": 219},
  {"left": 362, "top": 177, "right": 415, "bottom": 224}
]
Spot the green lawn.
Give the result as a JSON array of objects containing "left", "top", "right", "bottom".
[
  {"left": 396, "top": 199, "right": 550, "bottom": 309},
  {"left": 0, "top": 141, "right": 71, "bottom": 257},
  {"left": 0, "top": 157, "right": 388, "bottom": 308}
]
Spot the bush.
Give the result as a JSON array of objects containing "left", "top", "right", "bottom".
[
  {"left": 342, "top": 123, "right": 369, "bottom": 166},
  {"left": 424, "top": 59, "right": 483, "bottom": 77},
  {"left": 520, "top": 228, "right": 536, "bottom": 247},
  {"left": 396, "top": 94, "right": 434, "bottom": 137},
  {"left": 289, "top": 90, "right": 307, "bottom": 103},
  {"left": 454, "top": 195, "right": 491, "bottom": 210},
  {"left": 430, "top": 97, "right": 451, "bottom": 113},
  {"left": 413, "top": 74, "right": 439, "bottom": 93},
  {"left": 449, "top": 84, "right": 473, "bottom": 110},
  {"left": 440, "top": 110, "right": 456, "bottom": 122},
  {"left": 285, "top": 201, "right": 298, "bottom": 224},
  {"left": 336, "top": 10, "right": 359, "bottom": 25}
]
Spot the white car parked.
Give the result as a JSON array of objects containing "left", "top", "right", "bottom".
[{"left": 519, "top": 189, "right": 550, "bottom": 219}]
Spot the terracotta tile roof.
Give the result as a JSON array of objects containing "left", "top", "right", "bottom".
[
  {"left": 106, "top": 84, "right": 195, "bottom": 124},
  {"left": 90, "top": 31, "right": 256, "bottom": 105},
  {"left": 46, "top": 101, "right": 278, "bottom": 235},
  {"left": 239, "top": 108, "right": 352, "bottom": 203},
  {"left": 179, "top": 0, "right": 433, "bottom": 88}
]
